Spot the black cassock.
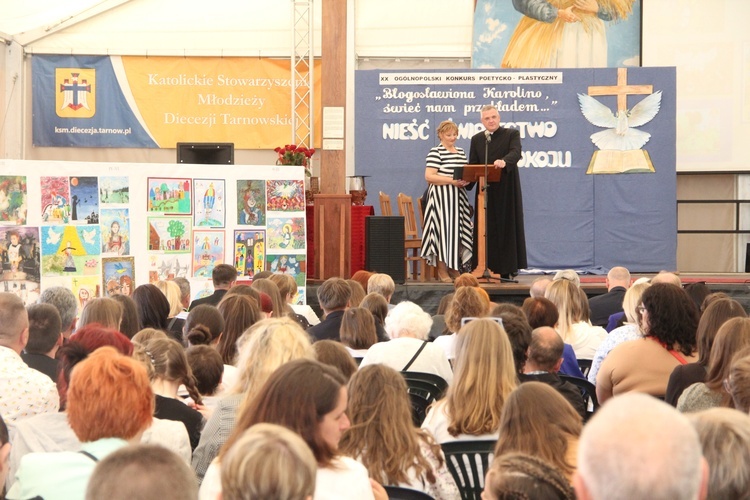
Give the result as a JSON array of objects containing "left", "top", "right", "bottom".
[{"left": 468, "top": 127, "right": 527, "bottom": 275}]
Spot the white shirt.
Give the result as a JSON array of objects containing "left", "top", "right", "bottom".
[
  {"left": 433, "top": 334, "right": 457, "bottom": 361},
  {"left": 421, "top": 400, "right": 499, "bottom": 444},
  {"left": 360, "top": 337, "right": 453, "bottom": 385},
  {"left": 0, "top": 346, "right": 59, "bottom": 422},
  {"left": 564, "top": 321, "right": 607, "bottom": 360}
]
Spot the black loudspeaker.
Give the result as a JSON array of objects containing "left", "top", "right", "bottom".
[
  {"left": 366, "top": 216, "right": 406, "bottom": 284},
  {"left": 746, "top": 243, "right": 750, "bottom": 272}
]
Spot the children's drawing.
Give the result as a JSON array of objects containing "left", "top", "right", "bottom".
[
  {"left": 194, "top": 179, "right": 225, "bottom": 227},
  {"left": 0, "top": 227, "right": 41, "bottom": 305},
  {"left": 237, "top": 180, "right": 266, "bottom": 226},
  {"left": 148, "top": 253, "right": 192, "bottom": 283},
  {"left": 148, "top": 178, "right": 192, "bottom": 214},
  {"left": 100, "top": 176, "right": 130, "bottom": 204},
  {"left": 103, "top": 256, "right": 135, "bottom": 297},
  {"left": 0, "top": 176, "right": 27, "bottom": 225},
  {"left": 266, "top": 217, "right": 305, "bottom": 250},
  {"left": 234, "top": 230, "right": 265, "bottom": 278},
  {"left": 41, "top": 225, "right": 101, "bottom": 277},
  {"left": 193, "top": 230, "right": 225, "bottom": 278},
  {"left": 40, "top": 177, "right": 71, "bottom": 224},
  {"left": 266, "top": 180, "right": 305, "bottom": 212},
  {"left": 69, "top": 176, "right": 99, "bottom": 224},
  {"left": 147, "top": 216, "right": 192, "bottom": 253},
  {"left": 101, "top": 208, "right": 130, "bottom": 256},
  {"left": 189, "top": 277, "right": 214, "bottom": 303},
  {"left": 266, "top": 254, "right": 306, "bottom": 286},
  {"left": 295, "top": 287, "right": 306, "bottom": 306},
  {"left": 72, "top": 276, "right": 100, "bottom": 316}
]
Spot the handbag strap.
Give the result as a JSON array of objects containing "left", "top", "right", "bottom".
[
  {"left": 79, "top": 450, "right": 99, "bottom": 462},
  {"left": 402, "top": 340, "right": 428, "bottom": 371}
]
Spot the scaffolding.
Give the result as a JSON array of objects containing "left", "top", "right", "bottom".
[{"left": 291, "top": 0, "right": 314, "bottom": 171}]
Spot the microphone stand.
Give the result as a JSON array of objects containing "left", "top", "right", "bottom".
[{"left": 480, "top": 131, "right": 516, "bottom": 284}]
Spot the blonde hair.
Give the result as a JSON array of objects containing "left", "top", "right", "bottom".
[
  {"left": 446, "top": 318, "right": 517, "bottom": 436},
  {"left": 445, "top": 286, "right": 490, "bottom": 333},
  {"left": 622, "top": 282, "right": 650, "bottom": 325},
  {"left": 268, "top": 273, "right": 297, "bottom": 303},
  {"left": 436, "top": 120, "right": 458, "bottom": 138},
  {"left": 544, "top": 279, "right": 587, "bottom": 343},
  {"left": 78, "top": 297, "right": 122, "bottom": 331},
  {"left": 131, "top": 328, "right": 168, "bottom": 346},
  {"left": 155, "top": 280, "right": 183, "bottom": 318},
  {"left": 220, "top": 423, "right": 317, "bottom": 500}
]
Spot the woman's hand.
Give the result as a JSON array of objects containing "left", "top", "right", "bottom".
[
  {"left": 558, "top": 6, "right": 580, "bottom": 22},
  {"left": 455, "top": 180, "right": 469, "bottom": 188}
]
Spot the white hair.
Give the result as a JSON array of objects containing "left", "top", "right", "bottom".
[
  {"left": 577, "top": 393, "right": 704, "bottom": 500},
  {"left": 384, "top": 301, "right": 432, "bottom": 340}
]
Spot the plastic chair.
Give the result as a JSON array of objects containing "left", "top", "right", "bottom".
[
  {"left": 577, "top": 358, "right": 592, "bottom": 377},
  {"left": 379, "top": 191, "right": 393, "bottom": 216},
  {"left": 560, "top": 374, "right": 599, "bottom": 422},
  {"left": 400, "top": 371, "right": 448, "bottom": 426},
  {"left": 440, "top": 440, "right": 496, "bottom": 500},
  {"left": 383, "top": 486, "right": 435, "bottom": 500}
]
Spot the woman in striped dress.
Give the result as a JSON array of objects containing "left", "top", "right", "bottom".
[{"left": 421, "top": 120, "right": 473, "bottom": 283}]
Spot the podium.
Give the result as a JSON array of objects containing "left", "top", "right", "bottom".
[{"left": 454, "top": 164, "right": 503, "bottom": 278}]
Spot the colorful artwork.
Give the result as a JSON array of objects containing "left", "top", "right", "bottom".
[
  {"left": 295, "top": 286, "right": 306, "bottom": 306},
  {"left": 147, "top": 216, "right": 192, "bottom": 253},
  {"left": 103, "top": 256, "right": 135, "bottom": 297},
  {"left": 266, "top": 217, "right": 305, "bottom": 250},
  {"left": 266, "top": 253, "right": 306, "bottom": 286},
  {"left": 40, "top": 176, "right": 71, "bottom": 224},
  {"left": 0, "top": 227, "right": 41, "bottom": 305},
  {"left": 69, "top": 176, "right": 99, "bottom": 224},
  {"left": 234, "top": 230, "right": 265, "bottom": 278},
  {"left": 189, "top": 277, "right": 214, "bottom": 303},
  {"left": 148, "top": 253, "right": 192, "bottom": 283},
  {"left": 100, "top": 176, "right": 130, "bottom": 204},
  {"left": 0, "top": 176, "right": 28, "bottom": 225},
  {"left": 192, "top": 230, "right": 225, "bottom": 278},
  {"left": 41, "top": 225, "right": 101, "bottom": 277},
  {"left": 266, "top": 180, "right": 305, "bottom": 212},
  {"left": 194, "top": 179, "right": 225, "bottom": 227},
  {"left": 148, "top": 178, "right": 192, "bottom": 214},
  {"left": 72, "top": 276, "right": 100, "bottom": 316},
  {"left": 237, "top": 180, "right": 266, "bottom": 226},
  {"left": 100, "top": 208, "right": 130, "bottom": 256}
]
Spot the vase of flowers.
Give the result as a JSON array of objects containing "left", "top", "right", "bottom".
[{"left": 274, "top": 144, "right": 315, "bottom": 176}]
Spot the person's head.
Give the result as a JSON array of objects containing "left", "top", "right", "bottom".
[
  {"left": 340, "top": 364, "right": 440, "bottom": 486},
  {"left": 155, "top": 280, "right": 183, "bottom": 318},
  {"left": 704, "top": 317, "right": 750, "bottom": 403},
  {"left": 728, "top": 347, "right": 750, "bottom": 413},
  {"left": 252, "top": 270, "right": 273, "bottom": 281},
  {"left": 606, "top": 266, "right": 631, "bottom": 290},
  {"left": 496, "top": 382, "right": 582, "bottom": 477},
  {"left": 317, "top": 277, "right": 351, "bottom": 312},
  {"left": 0, "top": 292, "right": 29, "bottom": 353},
  {"left": 521, "top": 296, "right": 559, "bottom": 329},
  {"left": 132, "top": 284, "right": 170, "bottom": 331},
  {"left": 575, "top": 393, "right": 707, "bottom": 500},
  {"left": 268, "top": 273, "right": 298, "bottom": 304},
  {"left": 526, "top": 326, "right": 565, "bottom": 373},
  {"left": 223, "top": 359, "right": 348, "bottom": 467},
  {"left": 345, "top": 279, "right": 366, "bottom": 308},
  {"left": 0, "top": 413, "right": 9, "bottom": 489},
  {"left": 220, "top": 423, "right": 317, "bottom": 500},
  {"left": 251, "top": 278, "right": 284, "bottom": 318},
  {"left": 637, "top": 283, "right": 699, "bottom": 356},
  {"left": 359, "top": 292, "right": 389, "bottom": 328},
  {"left": 445, "top": 286, "right": 490, "bottom": 333},
  {"left": 212, "top": 263, "right": 237, "bottom": 289},
  {"left": 683, "top": 282, "right": 711, "bottom": 313},
  {"left": 217, "top": 294, "right": 261, "bottom": 365},
  {"left": 171, "top": 277, "right": 191, "bottom": 310},
  {"left": 544, "top": 279, "right": 587, "bottom": 341},
  {"left": 553, "top": 269, "right": 580, "bottom": 287},
  {"left": 436, "top": 119, "right": 459, "bottom": 144},
  {"left": 694, "top": 298, "right": 746, "bottom": 367},
  {"left": 131, "top": 328, "right": 168, "bottom": 346},
  {"left": 134, "top": 337, "right": 202, "bottom": 405},
  {"left": 701, "top": 292, "right": 731, "bottom": 314},
  {"left": 25, "top": 303, "right": 62, "bottom": 356},
  {"left": 436, "top": 292, "right": 454, "bottom": 316},
  {"left": 687, "top": 408, "right": 750, "bottom": 500},
  {"left": 650, "top": 271, "right": 682, "bottom": 287},
  {"left": 367, "top": 273, "right": 395, "bottom": 303},
  {"left": 312, "top": 340, "right": 358, "bottom": 380},
  {"left": 384, "top": 301, "right": 432, "bottom": 340},
  {"left": 224, "top": 284, "right": 261, "bottom": 305},
  {"left": 339, "top": 307, "right": 378, "bottom": 350},
  {"left": 85, "top": 444, "right": 198, "bottom": 500},
  {"left": 447, "top": 318, "right": 517, "bottom": 437},
  {"left": 494, "top": 311, "right": 532, "bottom": 374},
  {"left": 454, "top": 272, "right": 480, "bottom": 289},
  {"left": 78, "top": 297, "right": 122, "bottom": 331},
  {"left": 110, "top": 294, "right": 140, "bottom": 339},
  {"left": 39, "top": 286, "right": 78, "bottom": 337},
  {"left": 621, "top": 282, "right": 650, "bottom": 325},
  {"left": 350, "top": 270, "right": 374, "bottom": 293},
  {"left": 68, "top": 347, "right": 153, "bottom": 442},
  {"left": 480, "top": 104, "right": 501, "bottom": 133},
  {"left": 119, "top": 275, "right": 133, "bottom": 297},
  {"left": 483, "top": 453, "right": 576, "bottom": 500},
  {"left": 529, "top": 277, "right": 552, "bottom": 298},
  {"left": 184, "top": 304, "right": 225, "bottom": 346},
  {"left": 186, "top": 345, "right": 224, "bottom": 397}
]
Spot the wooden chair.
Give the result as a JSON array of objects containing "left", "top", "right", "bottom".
[
  {"left": 379, "top": 191, "right": 392, "bottom": 216},
  {"left": 416, "top": 196, "right": 437, "bottom": 281},
  {"left": 397, "top": 193, "right": 427, "bottom": 281}
]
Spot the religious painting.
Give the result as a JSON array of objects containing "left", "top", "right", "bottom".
[
  {"left": 0, "top": 176, "right": 27, "bottom": 225},
  {"left": 192, "top": 230, "right": 225, "bottom": 278},
  {"left": 234, "top": 230, "right": 265, "bottom": 278},
  {"left": 147, "top": 177, "right": 192, "bottom": 215},
  {"left": 72, "top": 276, "right": 100, "bottom": 316},
  {"left": 471, "top": 0, "right": 642, "bottom": 69},
  {"left": 69, "top": 176, "right": 99, "bottom": 224},
  {"left": 194, "top": 179, "right": 225, "bottom": 227},
  {"left": 147, "top": 216, "right": 192, "bottom": 253},
  {"left": 236, "top": 180, "right": 266, "bottom": 226},
  {"left": 100, "top": 176, "right": 130, "bottom": 204},
  {"left": 0, "top": 226, "right": 41, "bottom": 305},
  {"left": 266, "top": 253, "right": 306, "bottom": 286},
  {"left": 40, "top": 225, "right": 101, "bottom": 277},
  {"left": 102, "top": 256, "right": 135, "bottom": 297},
  {"left": 266, "top": 216, "right": 305, "bottom": 251},
  {"left": 100, "top": 208, "right": 130, "bottom": 256},
  {"left": 266, "top": 180, "right": 305, "bottom": 212},
  {"left": 40, "top": 176, "right": 71, "bottom": 224},
  {"left": 147, "top": 253, "right": 191, "bottom": 283}
]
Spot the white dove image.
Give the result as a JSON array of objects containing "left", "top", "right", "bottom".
[
  {"left": 82, "top": 228, "right": 97, "bottom": 245},
  {"left": 46, "top": 228, "right": 61, "bottom": 245},
  {"left": 578, "top": 91, "right": 662, "bottom": 151}
]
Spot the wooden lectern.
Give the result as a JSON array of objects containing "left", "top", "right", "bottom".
[{"left": 454, "top": 165, "right": 502, "bottom": 277}]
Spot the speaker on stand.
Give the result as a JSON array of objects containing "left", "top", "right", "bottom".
[{"left": 366, "top": 216, "right": 406, "bottom": 284}]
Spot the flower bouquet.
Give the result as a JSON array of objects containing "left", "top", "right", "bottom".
[{"left": 274, "top": 144, "right": 315, "bottom": 176}]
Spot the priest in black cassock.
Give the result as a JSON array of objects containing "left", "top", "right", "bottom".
[{"left": 468, "top": 104, "right": 527, "bottom": 278}]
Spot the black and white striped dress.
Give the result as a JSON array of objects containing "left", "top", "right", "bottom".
[{"left": 420, "top": 144, "right": 473, "bottom": 270}]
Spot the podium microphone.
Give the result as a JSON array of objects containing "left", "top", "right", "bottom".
[{"left": 484, "top": 130, "right": 492, "bottom": 143}]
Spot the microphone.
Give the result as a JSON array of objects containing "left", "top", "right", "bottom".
[{"left": 484, "top": 130, "right": 492, "bottom": 143}]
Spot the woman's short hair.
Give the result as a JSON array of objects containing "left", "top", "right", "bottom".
[
  {"left": 217, "top": 295, "right": 260, "bottom": 365},
  {"left": 155, "top": 280, "right": 183, "bottom": 318},
  {"left": 384, "top": 301, "right": 432, "bottom": 340},
  {"left": 521, "top": 297, "right": 559, "bottom": 329},
  {"left": 638, "top": 283, "right": 699, "bottom": 356},
  {"left": 312, "top": 340, "right": 358, "bottom": 381},
  {"left": 186, "top": 345, "right": 224, "bottom": 396},
  {"left": 132, "top": 284, "right": 170, "bottom": 331},
  {"left": 367, "top": 273, "right": 395, "bottom": 299},
  {"left": 78, "top": 297, "right": 122, "bottom": 331},
  {"left": 222, "top": 359, "right": 347, "bottom": 467},
  {"left": 445, "top": 286, "right": 490, "bottom": 333},
  {"left": 484, "top": 452, "right": 575, "bottom": 500},
  {"left": 622, "top": 282, "right": 651, "bottom": 325},
  {"left": 221, "top": 423, "right": 317, "bottom": 500},
  {"left": 494, "top": 312, "right": 533, "bottom": 374},
  {"left": 131, "top": 328, "right": 168, "bottom": 346},
  {"left": 184, "top": 304, "right": 225, "bottom": 346},
  {"left": 345, "top": 279, "right": 366, "bottom": 308},
  {"left": 436, "top": 120, "right": 458, "bottom": 137},
  {"left": 67, "top": 347, "right": 153, "bottom": 442},
  {"left": 110, "top": 294, "right": 140, "bottom": 339},
  {"left": 340, "top": 307, "right": 378, "bottom": 350},
  {"left": 695, "top": 298, "right": 746, "bottom": 367},
  {"left": 359, "top": 292, "right": 389, "bottom": 327}
]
